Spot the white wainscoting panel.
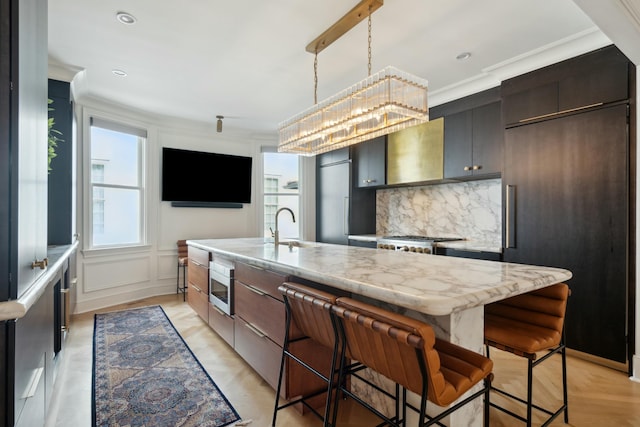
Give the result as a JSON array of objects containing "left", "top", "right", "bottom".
[{"left": 83, "top": 255, "right": 151, "bottom": 292}]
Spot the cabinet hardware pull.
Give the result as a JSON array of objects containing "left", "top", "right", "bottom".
[
  {"left": 343, "top": 197, "right": 349, "bottom": 236},
  {"left": 472, "top": 165, "right": 481, "bottom": 170},
  {"left": 362, "top": 179, "right": 377, "bottom": 184},
  {"left": 212, "top": 305, "right": 227, "bottom": 316},
  {"left": 192, "top": 284, "right": 202, "bottom": 293},
  {"left": 246, "top": 264, "right": 265, "bottom": 272},
  {"left": 463, "top": 166, "right": 472, "bottom": 171},
  {"left": 506, "top": 185, "right": 516, "bottom": 248},
  {"left": 23, "top": 367, "right": 44, "bottom": 399},
  {"left": 245, "top": 322, "right": 267, "bottom": 338},
  {"left": 190, "top": 259, "right": 207, "bottom": 267},
  {"left": 31, "top": 258, "right": 47, "bottom": 270},
  {"left": 60, "top": 288, "right": 70, "bottom": 294},
  {"left": 246, "top": 285, "right": 266, "bottom": 296},
  {"left": 71, "top": 278, "right": 78, "bottom": 285},
  {"left": 518, "top": 102, "right": 603, "bottom": 123}
]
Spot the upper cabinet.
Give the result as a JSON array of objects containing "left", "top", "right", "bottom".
[
  {"left": 502, "top": 45, "right": 630, "bottom": 126},
  {"left": 431, "top": 88, "right": 503, "bottom": 180},
  {"left": 353, "top": 135, "right": 386, "bottom": 188}
]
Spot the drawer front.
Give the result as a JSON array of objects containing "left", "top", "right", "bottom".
[
  {"left": 235, "top": 262, "right": 288, "bottom": 301},
  {"left": 188, "top": 246, "right": 210, "bottom": 267},
  {"left": 187, "top": 281, "right": 209, "bottom": 321},
  {"left": 235, "top": 281, "right": 288, "bottom": 345},
  {"left": 208, "top": 303, "right": 235, "bottom": 347},
  {"left": 188, "top": 259, "right": 209, "bottom": 290},
  {"left": 286, "top": 338, "right": 335, "bottom": 399},
  {"left": 234, "top": 317, "right": 283, "bottom": 393}
]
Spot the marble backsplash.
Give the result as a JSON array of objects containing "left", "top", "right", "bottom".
[{"left": 376, "top": 178, "right": 502, "bottom": 246}]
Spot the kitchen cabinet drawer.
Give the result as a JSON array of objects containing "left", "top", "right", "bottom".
[
  {"left": 188, "top": 245, "right": 210, "bottom": 267},
  {"left": 188, "top": 259, "right": 209, "bottom": 290},
  {"left": 208, "top": 303, "right": 234, "bottom": 347},
  {"left": 235, "top": 280, "right": 303, "bottom": 345},
  {"left": 234, "top": 317, "right": 331, "bottom": 399},
  {"left": 235, "top": 262, "right": 288, "bottom": 301},
  {"left": 187, "top": 281, "right": 209, "bottom": 322},
  {"left": 234, "top": 316, "right": 283, "bottom": 393}
]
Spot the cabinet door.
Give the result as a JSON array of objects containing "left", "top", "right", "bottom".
[
  {"left": 15, "top": 0, "right": 48, "bottom": 298},
  {"left": 443, "top": 110, "right": 472, "bottom": 178},
  {"left": 503, "top": 104, "right": 628, "bottom": 363},
  {"left": 317, "top": 162, "right": 349, "bottom": 244},
  {"left": 355, "top": 136, "right": 386, "bottom": 187},
  {"left": 471, "top": 101, "right": 502, "bottom": 175}
]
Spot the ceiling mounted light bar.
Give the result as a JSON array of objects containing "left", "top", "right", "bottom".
[
  {"left": 278, "top": 0, "right": 429, "bottom": 156},
  {"left": 305, "top": 0, "right": 384, "bottom": 54}
]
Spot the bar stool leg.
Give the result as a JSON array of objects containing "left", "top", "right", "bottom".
[
  {"left": 527, "top": 359, "right": 533, "bottom": 427},
  {"left": 561, "top": 344, "right": 569, "bottom": 422}
]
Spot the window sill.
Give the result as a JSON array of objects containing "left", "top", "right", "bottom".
[{"left": 82, "top": 244, "right": 152, "bottom": 258}]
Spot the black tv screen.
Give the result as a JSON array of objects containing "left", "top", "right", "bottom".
[{"left": 162, "top": 147, "right": 252, "bottom": 204}]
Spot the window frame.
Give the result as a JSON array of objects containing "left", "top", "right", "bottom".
[
  {"left": 82, "top": 111, "right": 149, "bottom": 252},
  {"left": 261, "top": 147, "right": 302, "bottom": 240}
]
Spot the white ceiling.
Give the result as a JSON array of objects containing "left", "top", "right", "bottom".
[{"left": 47, "top": 0, "right": 637, "bottom": 140}]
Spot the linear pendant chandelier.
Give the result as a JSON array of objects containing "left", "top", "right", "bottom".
[{"left": 277, "top": 0, "right": 429, "bottom": 156}]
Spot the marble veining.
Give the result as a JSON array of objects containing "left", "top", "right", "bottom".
[
  {"left": 376, "top": 179, "right": 502, "bottom": 248},
  {"left": 188, "top": 238, "right": 571, "bottom": 317}
]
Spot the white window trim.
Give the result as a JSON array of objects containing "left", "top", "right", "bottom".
[
  {"left": 81, "top": 108, "right": 151, "bottom": 253},
  {"left": 259, "top": 146, "right": 315, "bottom": 241}
]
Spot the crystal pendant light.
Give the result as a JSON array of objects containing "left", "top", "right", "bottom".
[{"left": 277, "top": 0, "right": 428, "bottom": 156}]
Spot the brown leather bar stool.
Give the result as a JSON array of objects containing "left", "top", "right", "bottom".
[
  {"left": 332, "top": 297, "right": 494, "bottom": 427},
  {"left": 176, "top": 240, "right": 188, "bottom": 301},
  {"left": 272, "top": 282, "right": 341, "bottom": 427},
  {"left": 484, "top": 283, "right": 570, "bottom": 426}
]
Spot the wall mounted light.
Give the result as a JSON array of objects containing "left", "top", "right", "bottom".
[{"left": 216, "top": 115, "right": 224, "bottom": 133}]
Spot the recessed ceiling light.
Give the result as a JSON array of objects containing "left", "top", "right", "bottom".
[
  {"left": 112, "top": 69, "right": 128, "bottom": 77},
  {"left": 456, "top": 52, "right": 472, "bottom": 61},
  {"left": 116, "top": 11, "right": 137, "bottom": 25}
]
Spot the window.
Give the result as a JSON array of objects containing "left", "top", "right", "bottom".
[
  {"left": 88, "top": 117, "right": 146, "bottom": 248},
  {"left": 263, "top": 150, "right": 300, "bottom": 240}
]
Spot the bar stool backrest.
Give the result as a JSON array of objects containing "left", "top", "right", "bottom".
[
  {"left": 333, "top": 297, "right": 456, "bottom": 406},
  {"left": 279, "top": 282, "right": 339, "bottom": 349},
  {"left": 177, "top": 240, "right": 188, "bottom": 263},
  {"left": 485, "top": 283, "right": 569, "bottom": 354}
]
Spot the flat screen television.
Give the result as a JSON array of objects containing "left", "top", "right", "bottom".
[{"left": 162, "top": 147, "right": 252, "bottom": 206}]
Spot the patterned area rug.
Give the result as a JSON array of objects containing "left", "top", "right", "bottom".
[{"left": 93, "top": 305, "right": 241, "bottom": 427}]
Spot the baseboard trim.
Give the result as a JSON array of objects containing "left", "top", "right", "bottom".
[
  {"left": 631, "top": 355, "right": 640, "bottom": 383},
  {"left": 74, "top": 285, "right": 178, "bottom": 314},
  {"left": 566, "top": 348, "right": 628, "bottom": 372}
]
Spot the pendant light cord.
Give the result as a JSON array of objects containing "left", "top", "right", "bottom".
[
  {"left": 368, "top": 5, "right": 372, "bottom": 77},
  {"left": 314, "top": 51, "right": 318, "bottom": 104}
]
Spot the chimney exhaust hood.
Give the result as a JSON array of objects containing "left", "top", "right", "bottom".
[{"left": 386, "top": 118, "right": 444, "bottom": 185}]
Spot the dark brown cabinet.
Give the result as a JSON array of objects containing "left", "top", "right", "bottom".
[
  {"left": 431, "top": 88, "right": 503, "bottom": 180},
  {"left": 502, "top": 45, "right": 629, "bottom": 125},
  {"left": 316, "top": 149, "right": 376, "bottom": 245},
  {"left": 353, "top": 136, "right": 386, "bottom": 188},
  {"left": 503, "top": 104, "right": 629, "bottom": 363}
]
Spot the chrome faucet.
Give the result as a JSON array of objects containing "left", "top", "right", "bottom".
[{"left": 271, "top": 207, "right": 296, "bottom": 246}]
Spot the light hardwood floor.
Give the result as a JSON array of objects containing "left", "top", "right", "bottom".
[{"left": 45, "top": 294, "right": 640, "bottom": 426}]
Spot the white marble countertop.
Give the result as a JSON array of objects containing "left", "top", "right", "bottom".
[
  {"left": 0, "top": 241, "right": 78, "bottom": 321},
  {"left": 188, "top": 238, "right": 570, "bottom": 316}
]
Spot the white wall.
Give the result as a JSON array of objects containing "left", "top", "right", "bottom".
[{"left": 72, "top": 96, "right": 269, "bottom": 312}]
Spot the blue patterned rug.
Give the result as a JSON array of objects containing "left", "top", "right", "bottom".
[{"left": 93, "top": 305, "right": 241, "bottom": 427}]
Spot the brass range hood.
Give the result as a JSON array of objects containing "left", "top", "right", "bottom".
[{"left": 386, "top": 117, "right": 444, "bottom": 185}]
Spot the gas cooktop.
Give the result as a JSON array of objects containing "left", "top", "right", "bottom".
[{"left": 380, "top": 235, "right": 464, "bottom": 243}]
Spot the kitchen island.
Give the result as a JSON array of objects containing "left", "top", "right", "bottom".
[{"left": 187, "top": 237, "right": 572, "bottom": 425}]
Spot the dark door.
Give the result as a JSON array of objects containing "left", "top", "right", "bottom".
[
  {"left": 503, "top": 104, "right": 628, "bottom": 362},
  {"left": 317, "top": 162, "right": 350, "bottom": 245}
]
